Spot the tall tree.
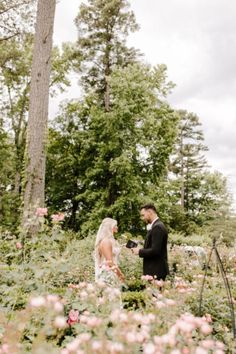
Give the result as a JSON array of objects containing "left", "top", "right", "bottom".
[
  {"left": 170, "top": 110, "right": 208, "bottom": 210},
  {"left": 0, "top": 38, "right": 74, "bottom": 197},
  {"left": 46, "top": 64, "right": 177, "bottom": 233},
  {"left": 45, "top": 0, "right": 178, "bottom": 234},
  {"left": 189, "top": 170, "right": 231, "bottom": 224},
  {"left": 168, "top": 109, "right": 232, "bottom": 231},
  {"left": 22, "top": 0, "right": 56, "bottom": 234},
  {"left": 0, "top": 36, "right": 33, "bottom": 195},
  {"left": 75, "top": 0, "right": 140, "bottom": 110},
  {"left": 0, "top": 120, "right": 17, "bottom": 228}
]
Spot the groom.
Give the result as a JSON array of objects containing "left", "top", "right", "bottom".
[{"left": 132, "top": 203, "right": 169, "bottom": 281}]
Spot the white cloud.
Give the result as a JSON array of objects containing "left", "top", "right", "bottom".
[
  {"left": 52, "top": 0, "right": 236, "bottom": 209},
  {"left": 128, "top": 0, "right": 236, "bottom": 209}
]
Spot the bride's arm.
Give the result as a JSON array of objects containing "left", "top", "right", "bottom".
[{"left": 99, "top": 239, "right": 125, "bottom": 282}]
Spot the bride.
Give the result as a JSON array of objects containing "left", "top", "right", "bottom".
[{"left": 95, "top": 217, "right": 125, "bottom": 286}]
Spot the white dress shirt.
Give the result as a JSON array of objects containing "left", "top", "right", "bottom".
[{"left": 146, "top": 217, "right": 159, "bottom": 230}]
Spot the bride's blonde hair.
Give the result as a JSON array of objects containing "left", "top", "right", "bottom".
[
  {"left": 94, "top": 217, "right": 117, "bottom": 270},
  {"left": 95, "top": 217, "right": 117, "bottom": 247}
]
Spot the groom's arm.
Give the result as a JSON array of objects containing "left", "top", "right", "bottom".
[{"left": 138, "top": 225, "right": 166, "bottom": 258}]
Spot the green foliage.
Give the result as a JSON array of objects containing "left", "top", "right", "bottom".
[
  {"left": 0, "top": 33, "right": 76, "bottom": 231},
  {"left": 187, "top": 277, "right": 236, "bottom": 347},
  {"left": 169, "top": 232, "right": 212, "bottom": 247},
  {"left": 205, "top": 215, "right": 236, "bottom": 246},
  {"left": 46, "top": 63, "right": 178, "bottom": 234},
  {"left": 186, "top": 171, "right": 231, "bottom": 225},
  {"left": 124, "top": 278, "right": 146, "bottom": 292},
  {"left": 0, "top": 224, "right": 235, "bottom": 352},
  {"left": 50, "top": 44, "right": 77, "bottom": 95},
  {"left": 121, "top": 290, "right": 147, "bottom": 309},
  {"left": 0, "top": 227, "right": 95, "bottom": 311},
  {"left": 74, "top": 0, "right": 140, "bottom": 105},
  {"left": 0, "top": 0, "right": 235, "bottom": 350},
  {"left": 0, "top": 124, "right": 20, "bottom": 229},
  {"left": 0, "top": 0, "right": 234, "bottom": 242},
  {"left": 46, "top": 126, "right": 83, "bottom": 230},
  {"left": 0, "top": 35, "right": 33, "bottom": 206},
  {"left": 119, "top": 242, "right": 143, "bottom": 280},
  {"left": 168, "top": 110, "right": 232, "bottom": 232}
]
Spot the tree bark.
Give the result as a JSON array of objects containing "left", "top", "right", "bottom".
[
  {"left": 104, "top": 27, "right": 111, "bottom": 112},
  {"left": 22, "top": 0, "right": 56, "bottom": 235},
  {"left": 180, "top": 134, "right": 185, "bottom": 209}
]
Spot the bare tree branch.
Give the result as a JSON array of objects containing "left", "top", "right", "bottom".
[
  {"left": 0, "top": 1, "right": 32, "bottom": 15},
  {"left": 0, "top": 32, "right": 20, "bottom": 42}
]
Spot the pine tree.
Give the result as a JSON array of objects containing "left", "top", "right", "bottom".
[
  {"left": 170, "top": 110, "right": 208, "bottom": 211},
  {"left": 75, "top": 0, "right": 140, "bottom": 110},
  {"left": 169, "top": 109, "right": 232, "bottom": 230},
  {"left": 45, "top": 0, "right": 178, "bottom": 233}
]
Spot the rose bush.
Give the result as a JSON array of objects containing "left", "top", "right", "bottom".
[{"left": 0, "top": 218, "right": 235, "bottom": 353}]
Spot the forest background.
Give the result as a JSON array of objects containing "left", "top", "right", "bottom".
[
  {"left": 0, "top": 2, "right": 236, "bottom": 352},
  {"left": 0, "top": 0, "right": 236, "bottom": 245}
]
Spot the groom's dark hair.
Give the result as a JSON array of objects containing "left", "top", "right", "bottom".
[{"left": 140, "top": 203, "right": 157, "bottom": 213}]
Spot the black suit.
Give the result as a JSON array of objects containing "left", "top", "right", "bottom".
[{"left": 139, "top": 219, "right": 169, "bottom": 280}]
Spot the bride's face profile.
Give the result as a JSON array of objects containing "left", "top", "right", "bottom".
[{"left": 112, "top": 224, "right": 118, "bottom": 234}]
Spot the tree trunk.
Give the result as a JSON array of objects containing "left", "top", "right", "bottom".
[
  {"left": 68, "top": 199, "right": 79, "bottom": 230},
  {"left": 14, "top": 171, "right": 21, "bottom": 194},
  {"left": 22, "top": 0, "right": 56, "bottom": 235},
  {"left": 180, "top": 135, "right": 185, "bottom": 208},
  {"left": 104, "top": 29, "right": 111, "bottom": 112},
  {"left": 104, "top": 78, "right": 110, "bottom": 112}
]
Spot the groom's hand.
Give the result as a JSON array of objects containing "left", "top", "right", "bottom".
[{"left": 132, "top": 247, "right": 141, "bottom": 255}]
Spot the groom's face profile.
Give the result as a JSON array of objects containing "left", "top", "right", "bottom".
[{"left": 140, "top": 208, "right": 152, "bottom": 224}]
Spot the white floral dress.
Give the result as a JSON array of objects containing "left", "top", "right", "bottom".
[{"left": 95, "top": 240, "right": 121, "bottom": 287}]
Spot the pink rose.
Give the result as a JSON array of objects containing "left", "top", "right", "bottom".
[
  {"left": 200, "top": 323, "right": 212, "bottom": 335},
  {"left": 16, "top": 242, "right": 23, "bottom": 249},
  {"left": 141, "top": 275, "right": 154, "bottom": 281},
  {"left": 195, "top": 347, "right": 208, "bottom": 354},
  {"left": 201, "top": 339, "right": 215, "bottom": 350},
  {"left": 165, "top": 299, "right": 176, "bottom": 306},
  {"left": 51, "top": 212, "right": 65, "bottom": 223},
  {"left": 86, "top": 316, "right": 102, "bottom": 328},
  {"left": 30, "top": 296, "right": 46, "bottom": 307},
  {"left": 36, "top": 207, "right": 48, "bottom": 217},
  {"left": 155, "top": 279, "right": 164, "bottom": 288},
  {"left": 68, "top": 283, "right": 79, "bottom": 289},
  {"left": 54, "top": 316, "right": 67, "bottom": 328},
  {"left": 67, "top": 309, "right": 79, "bottom": 325}
]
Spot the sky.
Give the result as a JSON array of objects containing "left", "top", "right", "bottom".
[{"left": 52, "top": 0, "right": 236, "bottom": 210}]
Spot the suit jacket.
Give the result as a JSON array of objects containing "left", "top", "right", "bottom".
[{"left": 139, "top": 219, "right": 169, "bottom": 280}]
